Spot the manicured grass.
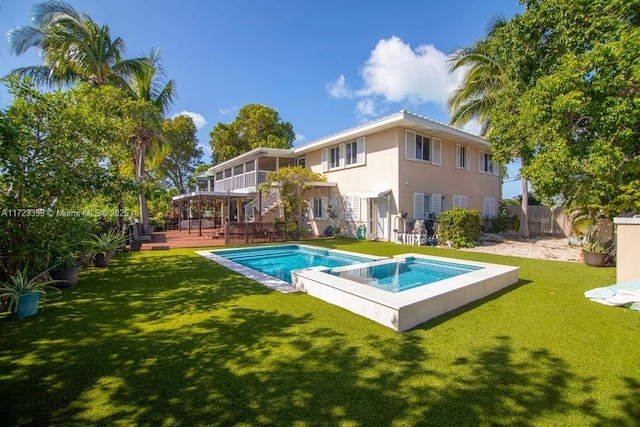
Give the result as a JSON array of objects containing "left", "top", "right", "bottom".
[{"left": 1, "top": 239, "right": 638, "bottom": 426}]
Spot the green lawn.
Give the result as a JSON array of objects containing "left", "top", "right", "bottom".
[{"left": 1, "top": 239, "right": 639, "bottom": 426}]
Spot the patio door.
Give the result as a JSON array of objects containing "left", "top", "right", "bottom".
[{"left": 374, "top": 196, "right": 389, "bottom": 240}]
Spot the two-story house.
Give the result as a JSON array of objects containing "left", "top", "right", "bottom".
[{"left": 196, "top": 110, "right": 501, "bottom": 242}]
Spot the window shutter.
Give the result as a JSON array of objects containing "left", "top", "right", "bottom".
[
  {"left": 455, "top": 144, "right": 461, "bottom": 168},
  {"left": 310, "top": 198, "right": 317, "bottom": 219},
  {"left": 413, "top": 192, "right": 425, "bottom": 220},
  {"left": 483, "top": 197, "right": 496, "bottom": 217},
  {"left": 453, "top": 195, "right": 468, "bottom": 208},
  {"left": 405, "top": 130, "right": 416, "bottom": 160},
  {"left": 356, "top": 137, "right": 366, "bottom": 165},
  {"left": 466, "top": 147, "right": 471, "bottom": 171},
  {"left": 478, "top": 150, "right": 485, "bottom": 172},
  {"left": 339, "top": 144, "right": 345, "bottom": 168},
  {"left": 343, "top": 195, "right": 361, "bottom": 221},
  {"left": 321, "top": 148, "right": 328, "bottom": 172},
  {"left": 493, "top": 161, "right": 500, "bottom": 176},
  {"left": 432, "top": 138, "right": 441, "bottom": 165},
  {"left": 430, "top": 194, "right": 442, "bottom": 215},
  {"left": 321, "top": 197, "right": 329, "bottom": 219}
]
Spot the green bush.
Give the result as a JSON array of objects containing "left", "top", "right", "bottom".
[
  {"left": 484, "top": 213, "right": 519, "bottom": 233},
  {"left": 437, "top": 208, "right": 482, "bottom": 248}
]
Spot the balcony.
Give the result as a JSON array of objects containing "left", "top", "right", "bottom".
[{"left": 213, "top": 170, "right": 270, "bottom": 192}]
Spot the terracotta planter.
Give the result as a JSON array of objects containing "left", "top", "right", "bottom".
[
  {"left": 50, "top": 266, "right": 80, "bottom": 288},
  {"left": 583, "top": 251, "right": 607, "bottom": 267}
]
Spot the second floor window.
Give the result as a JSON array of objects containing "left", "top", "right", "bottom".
[
  {"left": 330, "top": 146, "right": 341, "bottom": 169},
  {"left": 405, "top": 130, "right": 441, "bottom": 165},
  {"left": 345, "top": 141, "right": 358, "bottom": 165},
  {"left": 321, "top": 137, "right": 366, "bottom": 172},
  {"left": 456, "top": 144, "right": 470, "bottom": 170}
]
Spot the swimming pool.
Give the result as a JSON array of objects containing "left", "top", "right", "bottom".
[
  {"left": 330, "top": 257, "right": 483, "bottom": 293},
  {"left": 209, "top": 245, "right": 374, "bottom": 284},
  {"left": 197, "top": 246, "right": 519, "bottom": 331}
]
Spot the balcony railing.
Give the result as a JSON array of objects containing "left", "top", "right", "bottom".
[{"left": 213, "top": 170, "right": 272, "bottom": 192}]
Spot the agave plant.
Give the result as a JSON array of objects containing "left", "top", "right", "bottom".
[
  {"left": 0, "top": 265, "right": 61, "bottom": 314},
  {"left": 85, "top": 229, "right": 127, "bottom": 256}
]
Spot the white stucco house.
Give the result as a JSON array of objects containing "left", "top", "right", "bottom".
[{"left": 193, "top": 110, "right": 501, "bottom": 241}]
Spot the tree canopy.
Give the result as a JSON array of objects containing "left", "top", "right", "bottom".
[
  {"left": 209, "top": 104, "right": 295, "bottom": 163},
  {"left": 158, "top": 115, "right": 203, "bottom": 193},
  {"left": 453, "top": 0, "right": 640, "bottom": 218},
  {"left": 259, "top": 166, "right": 326, "bottom": 233}
]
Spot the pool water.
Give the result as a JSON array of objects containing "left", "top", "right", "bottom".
[
  {"left": 212, "top": 245, "right": 373, "bottom": 284},
  {"left": 331, "top": 257, "right": 483, "bottom": 293}
]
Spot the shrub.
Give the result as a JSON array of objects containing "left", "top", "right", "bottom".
[
  {"left": 437, "top": 208, "right": 482, "bottom": 248},
  {"left": 484, "top": 213, "right": 519, "bottom": 233}
]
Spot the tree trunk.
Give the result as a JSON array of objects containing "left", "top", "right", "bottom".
[
  {"left": 518, "top": 158, "right": 530, "bottom": 238},
  {"left": 135, "top": 143, "right": 150, "bottom": 234}
]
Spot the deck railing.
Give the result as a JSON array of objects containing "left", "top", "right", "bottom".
[{"left": 213, "top": 170, "right": 272, "bottom": 192}]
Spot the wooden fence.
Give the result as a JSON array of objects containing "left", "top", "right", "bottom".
[{"left": 507, "top": 205, "right": 573, "bottom": 237}]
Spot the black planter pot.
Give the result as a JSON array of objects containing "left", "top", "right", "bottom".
[
  {"left": 93, "top": 251, "right": 114, "bottom": 268},
  {"left": 50, "top": 266, "right": 80, "bottom": 288}
]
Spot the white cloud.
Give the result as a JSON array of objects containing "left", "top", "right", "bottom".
[
  {"left": 460, "top": 120, "right": 482, "bottom": 136},
  {"left": 326, "top": 75, "right": 353, "bottom": 98},
  {"left": 328, "top": 37, "right": 466, "bottom": 121},
  {"left": 358, "top": 36, "right": 462, "bottom": 106},
  {"left": 355, "top": 99, "right": 378, "bottom": 121},
  {"left": 173, "top": 111, "right": 207, "bottom": 130}
]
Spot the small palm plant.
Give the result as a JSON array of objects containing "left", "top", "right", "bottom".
[{"left": 0, "top": 265, "right": 61, "bottom": 317}]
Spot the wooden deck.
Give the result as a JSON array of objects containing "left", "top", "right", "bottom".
[{"left": 140, "top": 230, "right": 226, "bottom": 250}]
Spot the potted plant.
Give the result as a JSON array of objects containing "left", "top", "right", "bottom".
[
  {"left": 49, "top": 252, "right": 80, "bottom": 289},
  {"left": 582, "top": 235, "right": 614, "bottom": 267},
  {"left": 85, "top": 230, "right": 126, "bottom": 268},
  {"left": 0, "top": 265, "right": 61, "bottom": 318}
]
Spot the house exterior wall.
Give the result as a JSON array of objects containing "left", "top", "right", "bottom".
[
  {"left": 398, "top": 131, "right": 501, "bottom": 223},
  {"left": 302, "top": 126, "right": 501, "bottom": 240},
  {"left": 614, "top": 217, "right": 640, "bottom": 283}
]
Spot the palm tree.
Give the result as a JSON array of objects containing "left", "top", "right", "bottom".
[
  {"left": 8, "top": 1, "right": 175, "bottom": 233},
  {"left": 447, "top": 18, "right": 530, "bottom": 238},
  {"left": 6, "top": 0, "right": 144, "bottom": 88},
  {"left": 126, "top": 48, "right": 177, "bottom": 233}
]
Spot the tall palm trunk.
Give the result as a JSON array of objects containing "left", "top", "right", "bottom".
[{"left": 134, "top": 138, "right": 150, "bottom": 233}]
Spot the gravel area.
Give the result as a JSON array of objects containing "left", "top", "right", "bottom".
[{"left": 456, "top": 234, "right": 582, "bottom": 262}]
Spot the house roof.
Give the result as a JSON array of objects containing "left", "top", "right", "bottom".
[
  {"left": 205, "top": 110, "right": 489, "bottom": 175},
  {"left": 294, "top": 110, "right": 489, "bottom": 154},
  {"left": 206, "top": 147, "right": 296, "bottom": 174}
]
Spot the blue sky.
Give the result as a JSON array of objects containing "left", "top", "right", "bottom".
[{"left": 0, "top": 0, "right": 525, "bottom": 197}]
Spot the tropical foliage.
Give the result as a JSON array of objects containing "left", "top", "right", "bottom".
[
  {"left": 209, "top": 104, "right": 295, "bottom": 163},
  {"left": 158, "top": 115, "right": 203, "bottom": 193},
  {"left": 450, "top": 0, "right": 640, "bottom": 221},
  {"left": 436, "top": 208, "right": 482, "bottom": 248},
  {"left": 259, "top": 166, "right": 326, "bottom": 234}
]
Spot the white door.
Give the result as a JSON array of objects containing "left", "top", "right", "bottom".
[{"left": 375, "top": 196, "right": 388, "bottom": 240}]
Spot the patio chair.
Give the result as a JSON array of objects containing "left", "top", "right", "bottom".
[{"left": 130, "top": 223, "right": 152, "bottom": 243}]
